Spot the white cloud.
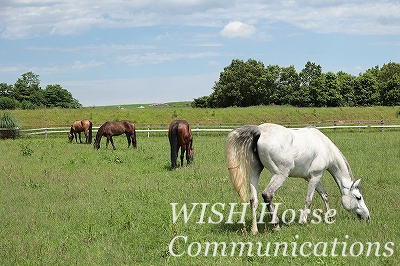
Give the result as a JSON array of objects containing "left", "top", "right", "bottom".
[
  {"left": 220, "top": 21, "right": 256, "bottom": 38},
  {"left": 1, "top": 1, "right": 400, "bottom": 39}
]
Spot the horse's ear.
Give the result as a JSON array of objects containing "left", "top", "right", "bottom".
[{"left": 351, "top": 179, "right": 361, "bottom": 190}]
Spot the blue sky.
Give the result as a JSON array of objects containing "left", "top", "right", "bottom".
[{"left": 1, "top": 0, "right": 399, "bottom": 106}]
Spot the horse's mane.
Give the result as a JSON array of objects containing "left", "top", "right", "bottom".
[{"left": 338, "top": 149, "right": 355, "bottom": 181}]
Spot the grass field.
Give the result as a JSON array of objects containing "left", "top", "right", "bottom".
[
  {"left": 0, "top": 129, "right": 398, "bottom": 265},
  {"left": 6, "top": 105, "right": 400, "bottom": 127}
]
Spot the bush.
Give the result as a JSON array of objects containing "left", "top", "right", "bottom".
[
  {"left": 0, "top": 113, "right": 21, "bottom": 139},
  {"left": 20, "top": 100, "right": 36, "bottom": 110},
  {"left": 0, "top": 97, "right": 19, "bottom": 110}
]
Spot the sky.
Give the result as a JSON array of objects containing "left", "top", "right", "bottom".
[{"left": 1, "top": 0, "right": 399, "bottom": 107}]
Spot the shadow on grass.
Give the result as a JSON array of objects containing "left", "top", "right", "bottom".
[{"left": 163, "top": 162, "right": 194, "bottom": 171}]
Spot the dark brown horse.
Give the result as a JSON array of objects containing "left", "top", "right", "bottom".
[
  {"left": 168, "top": 120, "right": 194, "bottom": 168},
  {"left": 68, "top": 119, "right": 92, "bottom": 144},
  {"left": 94, "top": 120, "right": 137, "bottom": 150}
]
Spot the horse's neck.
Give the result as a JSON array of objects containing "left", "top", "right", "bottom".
[{"left": 328, "top": 149, "right": 354, "bottom": 195}]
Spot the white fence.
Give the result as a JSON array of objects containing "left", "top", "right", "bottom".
[{"left": 1, "top": 121, "right": 399, "bottom": 138}]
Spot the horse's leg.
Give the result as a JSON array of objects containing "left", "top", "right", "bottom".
[
  {"left": 74, "top": 133, "right": 78, "bottom": 143},
  {"left": 180, "top": 146, "right": 185, "bottom": 167},
  {"left": 106, "top": 136, "right": 110, "bottom": 149},
  {"left": 185, "top": 143, "right": 190, "bottom": 165},
  {"left": 301, "top": 173, "right": 323, "bottom": 224},
  {"left": 315, "top": 182, "right": 334, "bottom": 219},
  {"left": 78, "top": 132, "right": 82, "bottom": 143},
  {"left": 84, "top": 130, "right": 88, "bottom": 143},
  {"left": 261, "top": 173, "right": 288, "bottom": 231},
  {"left": 126, "top": 133, "right": 131, "bottom": 148},
  {"left": 249, "top": 159, "right": 263, "bottom": 234},
  {"left": 110, "top": 136, "right": 116, "bottom": 150}
]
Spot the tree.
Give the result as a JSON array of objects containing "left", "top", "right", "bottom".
[
  {"left": 294, "top": 61, "right": 323, "bottom": 107},
  {"left": 380, "top": 74, "right": 400, "bottom": 106},
  {"left": 191, "top": 96, "right": 209, "bottom": 108},
  {"left": 208, "top": 59, "right": 268, "bottom": 107},
  {"left": 378, "top": 62, "right": 400, "bottom": 106},
  {"left": 44, "top": 84, "right": 81, "bottom": 108},
  {"left": 0, "top": 72, "right": 82, "bottom": 109},
  {"left": 11, "top": 72, "right": 43, "bottom": 104},
  {"left": 337, "top": 71, "right": 356, "bottom": 106},
  {"left": 272, "top": 65, "right": 299, "bottom": 105},
  {"left": 263, "top": 64, "right": 281, "bottom": 105},
  {"left": 0, "top": 83, "right": 13, "bottom": 97},
  {"left": 191, "top": 59, "right": 399, "bottom": 108},
  {"left": 354, "top": 71, "right": 379, "bottom": 106},
  {"left": 323, "top": 72, "right": 342, "bottom": 107}
]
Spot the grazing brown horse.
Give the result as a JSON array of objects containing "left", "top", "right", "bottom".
[
  {"left": 168, "top": 120, "right": 194, "bottom": 168},
  {"left": 94, "top": 120, "right": 137, "bottom": 150},
  {"left": 68, "top": 119, "right": 92, "bottom": 144}
]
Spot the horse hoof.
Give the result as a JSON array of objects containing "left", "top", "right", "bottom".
[{"left": 272, "top": 224, "right": 280, "bottom": 232}]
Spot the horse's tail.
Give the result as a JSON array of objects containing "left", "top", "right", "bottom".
[
  {"left": 94, "top": 123, "right": 105, "bottom": 149},
  {"left": 88, "top": 121, "right": 93, "bottom": 144},
  {"left": 169, "top": 122, "right": 179, "bottom": 168},
  {"left": 225, "top": 125, "right": 261, "bottom": 202}
]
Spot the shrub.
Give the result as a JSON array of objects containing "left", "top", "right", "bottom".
[
  {"left": 0, "top": 97, "right": 18, "bottom": 110},
  {"left": 0, "top": 113, "right": 21, "bottom": 139},
  {"left": 20, "top": 100, "right": 36, "bottom": 110}
]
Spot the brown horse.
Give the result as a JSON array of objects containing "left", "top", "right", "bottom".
[
  {"left": 68, "top": 119, "right": 92, "bottom": 144},
  {"left": 94, "top": 120, "right": 137, "bottom": 150},
  {"left": 168, "top": 120, "right": 194, "bottom": 168}
]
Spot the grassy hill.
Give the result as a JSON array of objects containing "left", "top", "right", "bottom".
[{"left": 5, "top": 103, "right": 400, "bottom": 128}]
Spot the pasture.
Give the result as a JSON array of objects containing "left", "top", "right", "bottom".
[
  {"left": 0, "top": 130, "right": 399, "bottom": 265},
  {"left": 8, "top": 105, "right": 400, "bottom": 127}
]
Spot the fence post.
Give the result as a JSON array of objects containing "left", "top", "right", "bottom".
[
  {"left": 381, "top": 120, "right": 384, "bottom": 132},
  {"left": 219, "top": 124, "right": 222, "bottom": 136},
  {"left": 148, "top": 125, "right": 150, "bottom": 138},
  {"left": 358, "top": 121, "right": 360, "bottom": 132},
  {"left": 197, "top": 124, "right": 199, "bottom": 137},
  {"left": 45, "top": 127, "right": 48, "bottom": 138},
  {"left": 334, "top": 121, "right": 337, "bottom": 133}
]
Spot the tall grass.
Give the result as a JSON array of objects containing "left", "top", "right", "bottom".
[
  {"left": 0, "top": 130, "right": 398, "bottom": 265},
  {"left": 0, "top": 112, "right": 20, "bottom": 139},
  {"left": 7, "top": 105, "right": 400, "bottom": 127}
]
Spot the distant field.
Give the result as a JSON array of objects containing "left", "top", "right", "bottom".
[
  {"left": 5, "top": 104, "right": 400, "bottom": 128},
  {"left": 0, "top": 131, "right": 399, "bottom": 265}
]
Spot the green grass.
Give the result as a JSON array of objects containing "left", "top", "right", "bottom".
[
  {"left": 6, "top": 105, "right": 400, "bottom": 128},
  {"left": 0, "top": 130, "right": 399, "bottom": 265}
]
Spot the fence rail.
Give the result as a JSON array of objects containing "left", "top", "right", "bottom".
[{"left": 1, "top": 120, "right": 399, "bottom": 138}]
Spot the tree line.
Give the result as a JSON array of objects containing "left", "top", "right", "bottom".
[
  {"left": 0, "top": 72, "right": 81, "bottom": 109},
  {"left": 192, "top": 59, "right": 400, "bottom": 108}
]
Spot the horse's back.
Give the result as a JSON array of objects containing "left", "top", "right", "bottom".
[
  {"left": 120, "top": 120, "right": 135, "bottom": 131},
  {"left": 106, "top": 120, "right": 134, "bottom": 135},
  {"left": 169, "top": 120, "right": 192, "bottom": 146},
  {"left": 257, "top": 123, "right": 333, "bottom": 177},
  {"left": 71, "top": 120, "right": 83, "bottom": 131},
  {"left": 177, "top": 120, "right": 192, "bottom": 144},
  {"left": 81, "top": 119, "right": 91, "bottom": 128}
]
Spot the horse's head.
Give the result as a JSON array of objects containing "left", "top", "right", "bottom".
[
  {"left": 68, "top": 132, "right": 74, "bottom": 142},
  {"left": 341, "top": 179, "right": 370, "bottom": 220},
  {"left": 189, "top": 146, "right": 194, "bottom": 163},
  {"left": 93, "top": 140, "right": 100, "bottom": 149}
]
